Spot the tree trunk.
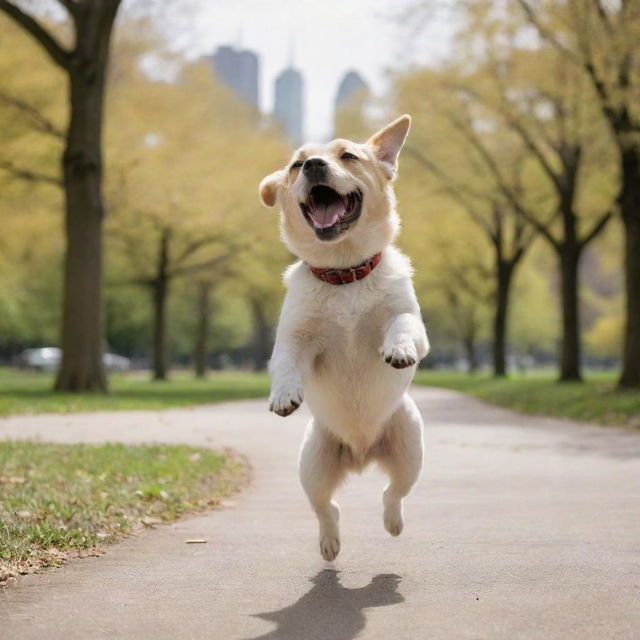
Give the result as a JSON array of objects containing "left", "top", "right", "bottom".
[
  {"left": 618, "top": 146, "right": 640, "bottom": 388},
  {"left": 54, "top": 69, "right": 109, "bottom": 391},
  {"left": 463, "top": 334, "right": 478, "bottom": 374},
  {"left": 493, "top": 259, "right": 514, "bottom": 378},
  {"left": 53, "top": 4, "right": 121, "bottom": 392},
  {"left": 558, "top": 246, "right": 582, "bottom": 381},
  {"left": 194, "top": 281, "right": 212, "bottom": 379},
  {"left": 250, "top": 296, "right": 272, "bottom": 371},
  {"left": 151, "top": 230, "right": 170, "bottom": 381},
  {"left": 152, "top": 279, "right": 169, "bottom": 381}
]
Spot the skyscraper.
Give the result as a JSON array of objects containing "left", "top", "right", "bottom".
[
  {"left": 335, "top": 70, "right": 369, "bottom": 109},
  {"left": 274, "top": 67, "right": 304, "bottom": 146},
  {"left": 209, "top": 45, "right": 259, "bottom": 109},
  {"left": 333, "top": 70, "right": 370, "bottom": 139}
]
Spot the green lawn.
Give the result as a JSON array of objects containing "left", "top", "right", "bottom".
[
  {"left": 414, "top": 369, "right": 640, "bottom": 428},
  {"left": 0, "top": 441, "right": 245, "bottom": 583},
  {"left": 0, "top": 368, "right": 270, "bottom": 417},
  {"left": 2, "top": 366, "right": 637, "bottom": 427}
]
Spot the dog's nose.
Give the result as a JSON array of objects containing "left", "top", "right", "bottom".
[{"left": 303, "top": 157, "right": 328, "bottom": 181}]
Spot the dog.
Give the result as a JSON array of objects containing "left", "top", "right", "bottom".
[{"left": 259, "top": 115, "right": 429, "bottom": 561}]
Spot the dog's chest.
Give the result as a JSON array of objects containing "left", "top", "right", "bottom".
[{"left": 307, "top": 288, "right": 386, "bottom": 361}]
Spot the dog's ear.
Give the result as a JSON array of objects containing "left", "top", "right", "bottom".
[
  {"left": 259, "top": 170, "right": 284, "bottom": 207},
  {"left": 367, "top": 115, "right": 411, "bottom": 179}
]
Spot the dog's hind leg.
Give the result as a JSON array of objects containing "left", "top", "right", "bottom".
[
  {"left": 299, "top": 419, "right": 348, "bottom": 561},
  {"left": 376, "top": 393, "right": 424, "bottom": 536}
]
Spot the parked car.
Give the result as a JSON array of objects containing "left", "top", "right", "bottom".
[
  {"left": 103, "top": 352, "right": 131, "bottom": 372},
  {"left": 16, "top": 347, "right": 61, "bottom": 372},
  {"left": 16, "top": 348, "right": 131, "bottom": 372}
]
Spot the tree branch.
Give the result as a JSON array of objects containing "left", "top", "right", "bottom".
[
  {"left": 483, "top": 50, "right": 563, "bottom": 155},
  {"left": 169, "top": 244, "right": 248, "bottom": 279},
  {"left": 56, "top": 0, "right": 80, "bottom": 18},
  {"left": 448, "top": 109, "right": 564, "bottom": 249},
  {"left": 169, "top": 255, "right": 231, "bottom": 279},
  {"left": 172, "top": 233, "right": 229, "bottom": 268},
  {"left": 0, "top": 159, "right": 62, "bottom": 186},
  {"left": 117, "top": 276, "right": 155, "bottom": 287},
  {"left": 0, "top": 1, "right": 71, "bottom": 69},
  {"left": 0, "top": 89, "right": 65, "bottom": 139},
  {"left": 591, "top": 0, "right": 614, "bottom": 35},
  {"left": 579, "top": 209, "right": 614, "bottom": 247},
  {"left": 405, "top": 145, "right": 498, "bottom": 241},
  {"left": 515, "top": 0, "right": 581, "bottom": 64},
  {"left": 504, "top": 112, "right": 563, "bottom": 193},
  {"left": 516, "top": 0, "right": 629, "bottom": 133},
  {"left": 405, "top": 145, "right": 489, "bottom": 201}
]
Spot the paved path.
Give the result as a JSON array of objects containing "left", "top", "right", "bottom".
[{"left": 1, "top": 387, "right": 639, "bottom": 639}]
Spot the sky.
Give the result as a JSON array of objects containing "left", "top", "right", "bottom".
[
  {"left": 162, "top": 0, "right": 458, "bottom": 141},
  {"left": 36, "top": 0, "right": 457, "bottom": 141}
]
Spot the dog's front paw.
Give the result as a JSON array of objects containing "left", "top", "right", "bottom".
[
  {"left": 381, "top": 343, "right": 417, "bottom": 369},
  {"left": 269, "top": 385, "right": 304, "bottom": 417}
]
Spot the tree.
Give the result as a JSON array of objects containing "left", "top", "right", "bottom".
[
  {"left": 405, "top": 132, "right": 536, "bottom": 377},
  {"left": 105, "top": 51, "right": 289, "bottom": 378},
  {"left": 193, "top": 279, "right": 213, "bottom": 378},
  {"left": 1, "top": 15, "right": 290, "bottom": 371},
  {"left": 0, "top": 85, "right": 63, "bottom": 187},
  {"left": 421, "top": 4, "right": 618, "bottom": 380},
  {"left": 394, "top": 138, "right": 494, "bottom": 372},
  {"left": 0, "top": 0, "right": 123, "bottom": 391},
  {"left": 442, "top": 261, "right": 491, "bottom": 372},
  {"left": 508, "top": 250, "right": 560, "bottom": 360},
  {"left": 426, "top": 241, "right": 493, "bottom": 373},
  {"left": 0, "top": 178, "right": 63, "bottom": 355},
  {"left": 515, "top": 0, "right": 640, "bottom": 387},
  {"left": 0, "top": 17, "right": 66, "bottom": 359},
  {"left": 110, "top": 213, "right": 235, "bottom": 380},
  {"left": 473, "top": 54, "right": 615, "bottom": 381},
  {"left": 394, "top": 62, "right": 546, "bottom": 376},
  {"left": 233, "top": 226, "right": 290, "bottom": 371}
]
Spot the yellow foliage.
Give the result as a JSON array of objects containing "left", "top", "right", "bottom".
[{"left": 585, "top": 314, "right": 623, "bottom": 359}]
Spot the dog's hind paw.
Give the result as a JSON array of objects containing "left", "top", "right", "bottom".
[
  {"left": 383, "top": 503, "right": 404, "bottom": 537},
  {"left": 381, "top": 343, "right": 417, "bottom": 369},
  {"left": 320, "top": 533, "right": 340, "bottom": 561},
  {"left": 318, "top": 502, "right": 341, "bottom": 561},
  {"left": 269, "top": 386, "right": 303, "bottom": 417}
]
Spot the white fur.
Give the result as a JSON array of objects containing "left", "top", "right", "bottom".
[{"left": 261, "top": 115, "right": 429, "bottom": 560}]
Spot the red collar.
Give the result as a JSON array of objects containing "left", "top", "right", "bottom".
[{"left": 308, "top": 252, "right": 382, "bottom": 285}]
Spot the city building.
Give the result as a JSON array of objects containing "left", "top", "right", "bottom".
[
  {"left": 335, "top": 70, "right": 369, "bottom": 109},
  {"left": 209, "top": 45, "right": 259, "bottom": 109},
  {"left": 274, "top": 66, "right": 304, "bottom": 146},
  {"left": 333, "top": 70, "right": 371, "bottom": 139}
]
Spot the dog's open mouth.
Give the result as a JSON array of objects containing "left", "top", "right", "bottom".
[{"left": 300, "top": 185, "right": 362, "bottom": 241}]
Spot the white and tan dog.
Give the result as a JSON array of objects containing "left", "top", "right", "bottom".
[{"left": 259, "top": 115, "right": 429, "bottom": 561}]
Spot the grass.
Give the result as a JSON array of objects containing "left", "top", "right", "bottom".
[
  {"left": 0, "top": 441, "right": 246, "bottom": 583},
  {"left": 1, "top": 367, "right": 637, "bottom": 427},
  {"left": 414, "top": 369, "right": 640, "bottom": 429},
  {"left": 0, "top": 368, "right": 270, "bottom": 417}
]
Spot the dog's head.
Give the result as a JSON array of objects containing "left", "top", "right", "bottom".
[{"left": 259, "top": 115, "right": 411, "bottom": 268}]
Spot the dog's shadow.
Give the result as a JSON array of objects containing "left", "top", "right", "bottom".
[{"left": 244, "top": 569, "right": 404, "bottom": 640}]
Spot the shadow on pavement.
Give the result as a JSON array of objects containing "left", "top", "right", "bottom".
[{"left": 245, "top": 569, "right": 404, "bottom": 640}]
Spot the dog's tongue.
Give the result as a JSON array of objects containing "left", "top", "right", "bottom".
[{"left": 308, "top": 200, "right": 346, "bottom": 229}]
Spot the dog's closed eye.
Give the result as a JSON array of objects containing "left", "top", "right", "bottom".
[
  {"left": 341, "top": 152, "right": 358, "bottom": 161},
  {"left": 291, "top": 160, "right": 303, "bottom": 171}
]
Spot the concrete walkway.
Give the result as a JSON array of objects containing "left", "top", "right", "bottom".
[{"left": 1, "top": 386, "right": 639, "bottom": 639}]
